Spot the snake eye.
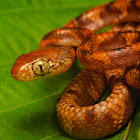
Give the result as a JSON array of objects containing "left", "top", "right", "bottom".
[{"left": 33, "top": 60, "right": 50, "bottom": 76}]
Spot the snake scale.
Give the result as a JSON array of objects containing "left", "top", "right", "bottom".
[{"left": 11, "top": 0, "right": 140, "bottom": 139}]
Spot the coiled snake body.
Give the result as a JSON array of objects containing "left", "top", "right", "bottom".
[{"left": 11, "top": 0, "right": 140, "bottom": 139}]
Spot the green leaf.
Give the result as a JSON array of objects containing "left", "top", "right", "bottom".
[{"left": 0, "top": 0, "right": 139, "bottom": 140}]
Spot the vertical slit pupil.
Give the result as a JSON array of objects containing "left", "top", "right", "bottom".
[
  {"left": 39, "top": 64, "right": 43, "bottom": 72},
  {"left": 138, "top": 63, "right": 140, "bottom": 70}
]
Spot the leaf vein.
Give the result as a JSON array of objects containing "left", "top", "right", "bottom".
[
  {"left": 40, "top": 132, "right": 60, "bottom": 140},
  {"left": 0, "top": 91, "right": 60, "bottom": 113},
  {"left": 0, "top": 5, "right": 93, "bottom": 14}
]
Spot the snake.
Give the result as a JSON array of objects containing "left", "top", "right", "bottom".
[{"left": 11, "top": 0, "right": 140, "bottom": 139}]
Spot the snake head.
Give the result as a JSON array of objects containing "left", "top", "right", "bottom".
[{"left": 11, "top": 46, "right": 75, "bottom": 81}]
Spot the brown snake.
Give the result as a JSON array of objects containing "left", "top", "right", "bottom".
[{"left": 11, "top": 0, "right": 140, "bottom": 139}]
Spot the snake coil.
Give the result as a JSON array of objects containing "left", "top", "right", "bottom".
[{"left": 11, "top": 0, "right": 140, "bottom": 139}]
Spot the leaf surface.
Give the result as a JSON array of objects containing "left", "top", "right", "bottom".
[{"left": 0, "top": 0, "right": 139, "bottom": 140}]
